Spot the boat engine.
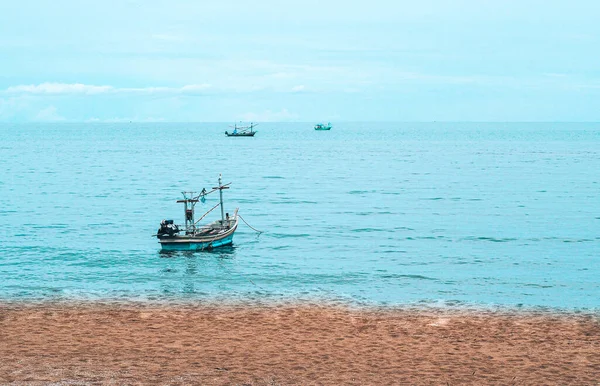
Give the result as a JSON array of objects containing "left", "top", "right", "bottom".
[{"left": 157, "top": 219, "right": 180, "bottom": 238}]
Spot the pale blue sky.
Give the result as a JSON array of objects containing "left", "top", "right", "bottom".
[{"left": 1, "top": 0, "right": 599, "bottom": 122}]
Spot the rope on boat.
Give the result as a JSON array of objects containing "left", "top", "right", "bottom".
[
  {"left": 238, "top": 213, "right": 263, "bottom": 234},
  {"left": 194, "top": 202, "right": 220, "bottom": 226}
]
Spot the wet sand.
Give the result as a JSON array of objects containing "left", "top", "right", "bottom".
[{"left": 1, "top": 303, "right": 598, "bottom": 385}]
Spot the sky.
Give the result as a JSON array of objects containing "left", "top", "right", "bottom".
[{"left": 0, "top": 0, "right": 599, "bottom": 122}]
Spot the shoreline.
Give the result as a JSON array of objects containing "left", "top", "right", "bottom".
[
  {"left": 1, "top": 303, "right": 599, "bottom": 384},
  {"left": 1, "top": 297, "right": 599, "bottom": 316}
]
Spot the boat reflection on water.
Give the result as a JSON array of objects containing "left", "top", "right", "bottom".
[
  {"left": 158, "top": 245, "right": 237, "bottom": 259},
  {"left": 157, "top": 246, "right": 239, "bottom": 295}
]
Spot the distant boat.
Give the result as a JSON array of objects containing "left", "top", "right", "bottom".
[
  {"left": 225, "top": 122, "right": 258, "bottom": 137},
  {"left": 314, "top": 122, "right": 332, "bottom": 131},
  {"left": 156, "top": 175, "right": 239, "bottom": 251}
]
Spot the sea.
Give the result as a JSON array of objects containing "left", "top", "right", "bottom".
[{"left": 1, "top": 122, "right": 599, "bottom": 310}]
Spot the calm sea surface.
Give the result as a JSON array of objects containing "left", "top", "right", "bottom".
[{"left": 0, "top": 122, "right": 599, "bottom": 309}]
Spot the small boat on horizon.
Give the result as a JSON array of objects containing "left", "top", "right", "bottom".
[
  {"left": 314, "top": 122, "right": 332, "bottom": 131},
  {"left": 156, "top": 175, "right": 239, "bottom": 251},
  {"left": 225, "top": 122, "right": 258, "bottom": 137}
]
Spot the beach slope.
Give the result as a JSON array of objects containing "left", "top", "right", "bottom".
[{"left": 1, "top": 304, "right": 598, "bottom": 384}]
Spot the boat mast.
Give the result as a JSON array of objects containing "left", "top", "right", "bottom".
[
  {"left": 219, "top": 175, "right": 225, "bottom": 222},
  {"left": 213, "top": 174, "right": 229, "bottom": 225}
]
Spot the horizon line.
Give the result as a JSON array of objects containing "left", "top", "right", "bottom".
[{"left": 1, "top": 120, "right": 600, "bottom": 124}]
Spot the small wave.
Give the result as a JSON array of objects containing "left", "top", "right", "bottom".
[
  {"left": 348, "top": 190, "right": 376, "bottom": 195},
  {"left": 463, "top": 236, "right": 518, "bottom": 243},
  {"left": 351, "top": 228, "right": 384, "bottom": 233},
  {"left": 235, "top": 198, "right": 261, "bottom": 204},
  {"left": 271, "top": 200, "right": 318, "bottom": 205},
  {"left": 380, "top": 274, "right": 437, "bottom": 281},
  {"left": 270, "top": 233, "right": 311, "bottom": 238},
  {"left": 270, "top": 246, "right": 291, "bottom": 250},
  {"left": 562, "top": 238, "right": 594, "bottom": 243},
  {"left": 522, "top": 283, "right": 555, "bottom": 289}
]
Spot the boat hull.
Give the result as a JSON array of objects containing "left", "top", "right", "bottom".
[
  {"left": 159, "top": 219, "right": 238, "bottom": 251},
  {"left": 314, "top": 123, "right": 332, "bottom": 130},
  {"left": 160, "top": 233, "right": 235, "bottom": 251},
  {"left": 225, "top": 132, "right": 256, "bottom": 137}
]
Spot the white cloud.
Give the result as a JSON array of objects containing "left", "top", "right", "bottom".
[
  {"left": 291, "top": 85, "right": 305, "bottom": 92},
  {"left": 4, "top": 83, "right": 211, "bottom": 95},
  {"left": 7, "top": 83, "right": 113, "bottom": 94}
]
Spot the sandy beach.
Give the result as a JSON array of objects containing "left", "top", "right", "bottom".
[{"left": 0, "top": 303, "right": 598, "bottom": 385}]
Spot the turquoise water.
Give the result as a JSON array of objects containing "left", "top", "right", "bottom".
[{"left": 1, "top": 122, "right": 599, "bottom": 309}]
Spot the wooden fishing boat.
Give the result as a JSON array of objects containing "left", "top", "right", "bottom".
[
  {"left": 314, "top": 122, "right": 332, "bottom": 131},
  {"left": 156, "top": 175, "right": 239, "bottom": 251},
  {"left": 225, "top": 122, "right": 258, "bottom": 137}
]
